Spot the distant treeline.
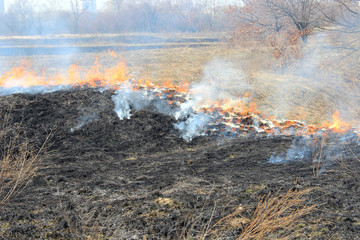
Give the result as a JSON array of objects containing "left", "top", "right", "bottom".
[
  {"left": 0, "top": 0, "right": 360, "bottom": 55},
  {"left": 0, "top": 0, "right": 231, "bottom": 35}
]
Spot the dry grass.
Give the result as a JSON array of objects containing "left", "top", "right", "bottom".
[
  {"left": 1, "top": 32, "right": 359, "bottom": 125},
  {"left": 0, "top": 108, "right": 48, "bottom": 206},
  {"left": 238, "top": 188, "right": 315, "bottom": 240},
  {"left": 0, "top": 140, "right": 38, "bottom": 205},
  {"left": 205, "top": 188, "right": 315, "bottom": 240}
]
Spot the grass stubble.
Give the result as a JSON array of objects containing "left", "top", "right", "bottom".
[
  {"left": 0, "top": 105, "right": 48, "bottom": 206},
  {"left": 1, "top": 33, "right": 359, "bottom": 239}
]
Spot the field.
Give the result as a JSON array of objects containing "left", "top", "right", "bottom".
[{"left": 0, "top": 33, "right": 360, "bottom": 239}]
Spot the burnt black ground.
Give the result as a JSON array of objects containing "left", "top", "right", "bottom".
[{"left": 0, "top": 88, "right": 359, "bottom": 239}]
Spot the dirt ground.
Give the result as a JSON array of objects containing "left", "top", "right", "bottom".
[{"left": 0, "top": 88, "right": 359, "bottom": 239}]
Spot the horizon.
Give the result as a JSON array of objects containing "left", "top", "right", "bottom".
[{"left": 3, "top": 0, "right": 238, "bottom": 12}]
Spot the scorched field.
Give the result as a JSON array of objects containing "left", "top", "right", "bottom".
[{"left": 0, "top": 34, "right": 359, "bottom": 240}]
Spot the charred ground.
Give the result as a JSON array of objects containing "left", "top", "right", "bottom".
[{"left": 0, "top": 88, "right": 359, "bottom": 239}]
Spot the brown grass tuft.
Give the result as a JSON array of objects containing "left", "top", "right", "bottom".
[
  {"left": 205, "top": 188, "right": 315, "bottom": 240},
  {"left": 0, "top": 108, "right": 48, "bottom": 205},
  {"left": 238, "top": 188, "right": 315, "bottom": 240}
]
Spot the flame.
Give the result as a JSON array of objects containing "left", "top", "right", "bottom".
[
  {"left": 0, "top": 66, "right": 46, "bottom": 88},
  {"left": 321, "top": 111, "right": 351, "bottom": 133},
  {"left": 0, "top": 57, "right": 127, "bottom": 90},
  {"left": 107, "top": 49, "right": 118, "bottom": 58},
  {"left": 0, "top": 53, "right": 359, "bottom": 140}
]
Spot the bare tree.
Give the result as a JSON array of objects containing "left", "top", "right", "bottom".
[
  {"left": 1, "top": 0, "right": 34, "bottom": 35},
  {"left": 319, "top": 0, "right": 360, "bottom": 55},
  {"left": 110, "top": 0, "right": 125, "bottom": 12},
  {"left": 135, "top": 0, "right": 168, "bottom": 32},
  {"left": 170, "top": 0, "right": 211, "bottom": 31},
  {"left": 267, "top": 0, "right": 321, "bottom": 44},
  {"left": 320, "top": 0, "right": 360, "bottom": 31},
  {"left": 202, "top": 0, "right": 218, "bottom": 30},
  {"left": 229, "top": 0, "right": 322, "bottom": 45},
  {"left": 70, "top": 0, "right": 88, "bottom": 33}
]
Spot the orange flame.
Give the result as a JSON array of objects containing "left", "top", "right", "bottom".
[
  {"left": 0, "top": 57, "right": 128, "bottom": 90},
  {"left": 0, "top": 53, "right": 359, "bottom": 139},
  {"left": 321, "top": 111, "right": 351, "bottom": 133}
]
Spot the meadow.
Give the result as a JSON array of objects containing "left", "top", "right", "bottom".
[{"left": 0, "top": 33, "right": 360, "bottom": 239}]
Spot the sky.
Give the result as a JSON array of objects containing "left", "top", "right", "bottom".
[
  {"left": 4, "top": 0, "right": 238, "bottom": 12},
  {"left": 4, "top": 0, "right": 109, "bottom": 11}
]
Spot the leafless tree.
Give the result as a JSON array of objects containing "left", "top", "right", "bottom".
[
  {"left": 0, "top": 0, "right": 230, "bottom": 35},
  {"left": 267, "top": 0, "right": 321, "bottom": 44},
  {"left": 318, "top": 0, "right": 360, "bottom": 55},
  {"left": 1, "top": 0, "right": 34, "bottom": 35},
  {"left": 110, "top": 0, "right": 125, "bottom": 12},
  {"left": 70, "top": 0, "right": 88, "bottom": 33},
  {"left": 134, "top": 0, "right": 168, "bottom": 32},
  {"left": 230, "top": 0, "right": 323, "bottom": 45},
  {"left": 170, "top": 0, "right": 207, "bottom": 31},
  {"left": 320, "top": 0, "right": 360, "bottom": 30}
]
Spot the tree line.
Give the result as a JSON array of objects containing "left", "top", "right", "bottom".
[
  {"left": 0, "top": 0, "right": 360, "bottom": 53},
  {"left": 0, "top": 0, "right": 231, "bottom": 35}
]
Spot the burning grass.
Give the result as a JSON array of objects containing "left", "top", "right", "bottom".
[
  {"left": 0, "top": 87, "right": 358, "bottom": 239},
  {"left": 0, "top": 33, "right": 359, "bottom": 239},
  {"left": 0, "top": 34, "right": 359, "bottom": 239},
  {"left": 1, "top": 49, "right": 359, "bottom": 144}
]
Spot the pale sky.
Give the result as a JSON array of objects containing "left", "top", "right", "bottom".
[
  {"left": 4, "top": 0, "right": 109, "bottom": 11},
  {"left": 4, "top": 0, "right": 238, "bottom": 12}
]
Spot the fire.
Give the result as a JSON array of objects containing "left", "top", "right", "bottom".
[
  {"left": 107, "top": 49, "right": 118, "bottom": 59},
  {"left": 0, "top": 52, "right": 359, "bottom": 141},
  {"left": 0, "top": 66, "right": 46, "bottom": 88},
  {"left": 0, "top": 56, "right": 128, "bottom": 90},
  {"left": 321, "top": 111, "right": 351, "bottom": 133}
]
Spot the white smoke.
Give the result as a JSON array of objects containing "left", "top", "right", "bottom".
[
  {"left": 268, "top": 131, "right": 359, "bottom": 174},
  {"left": 0, "top": 85, "right": 72, "bottom": 96},
  {"left": 188, "top": 58, "right": 250, "bottom": 109},
  {"left": 269, "top": 136, "right": 313, "bottom": 163},
  {"left": 112, "top": 87, "right": 133, "bottom": 120},
  {"left": 171, "top": 58, "right": 251, "bottom": 141},
  {"left": 111, "top": 58, "right": 252, "bottom": 141},
  {"left": 174, "top": 113, "right": 211, "bottom": 141},
  {"left": 70, "top": 113, "right": 99, "bottom": 133},
  {"left": 112, "top": 84, "right": 175, "bottom": 120}
]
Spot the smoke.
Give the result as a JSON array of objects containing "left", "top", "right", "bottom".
[
  {"left": 111, "top": 58, "right": 252, "bottom": 141},
  {"left": 112, "top": 86, "right": 135, "bottom": 120},
  {"left": 262, "top": 31, "right": 360, "bottom": 168},
  {"left": 269, "top": 136, "right": 314, "bottom": 164},
  {"left": 112, "top": 83, "right": 175, "bottom": 120},
  {"left": 189, "top": 58, "right": 250, "bottom": 108},
  {"left": 173, "top": 59, "right": 248, "bottom": 139},
  {"left": 70, "top": 113, "right": 99, "bottom": 133},
  {"left": 174, "top": 113, "right": 211, "bottom": 141},
  {"left": 0, "top": 85, "right": 71, "bottom": 96},
  {"left": 173, "top": 59, "right": 251, "bottom": 141},
  {"left": 269, "top": 130, "right": 359, "bottom": 174}
]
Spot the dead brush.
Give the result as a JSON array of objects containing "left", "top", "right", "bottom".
[
  {"left": 0, "top": 107, "right": 48, "bottom": 205},
  {"left": 311, "top": 135, "right": 327, "bottom": 178},
  {"left": 204, "top": 188, "right": 315, "bottom": 240}
]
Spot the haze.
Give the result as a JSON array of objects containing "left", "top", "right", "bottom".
[{"left": 4, "top": 0, "right": 237, "bottom": 12}]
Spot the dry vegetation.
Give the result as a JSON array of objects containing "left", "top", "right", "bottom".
[
  {"left": 237, "top": 189, "right": 315, "bottom": 240},
  {"left": 203, "top": 188, "right": 315, "bottom": 240},
  {"left": 0, "top": 105, "right": 47, "bottom": 206},
  {"left": 1, "top": 37, "right": 356, "bottom": 125},
  {"left": 1, "top": 1, "right": 360, "bottom": 238}
]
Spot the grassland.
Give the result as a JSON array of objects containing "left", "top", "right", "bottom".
[
  {"left": 0, "top": 33, "right": 359, "bottom": 124},
  {"left": 0, "top": 33, "right": 360, "bottom": 239}
]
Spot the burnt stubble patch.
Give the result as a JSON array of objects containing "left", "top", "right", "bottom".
[{"left": 0, "top": 88, "right": 359, "bottom": 239}]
